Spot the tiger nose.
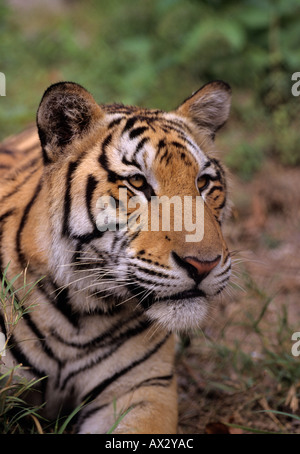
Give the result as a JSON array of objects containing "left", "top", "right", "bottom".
[
  {"left": 184, "top": 256, "right": 220, "bottom": 276},
  {"left": 172, "top": 252, "right": 220, "bottom": 282}
]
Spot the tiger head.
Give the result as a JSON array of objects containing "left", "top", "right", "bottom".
[{"left": 37, "top": 81, "right": 232, "bottom": 331}]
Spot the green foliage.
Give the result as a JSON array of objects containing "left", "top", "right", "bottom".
[
  {"left": 271, "top": 105, "right": 300, "bottom": 166},
  {"left": 0, "top": 0, "right": 299, "bottom": 177},
  {"left": 225, "top": 140, "right": 265, "bottom": 181},
  {"left": 0, "top": 365, "right": 47, "bottom": 434}
]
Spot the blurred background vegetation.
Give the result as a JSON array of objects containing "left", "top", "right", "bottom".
[{"left": 0, "top": 0, "right": 299, "bottom": 179}]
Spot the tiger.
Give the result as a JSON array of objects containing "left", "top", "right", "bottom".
[{"left": 0, "top": 80, "right": 232, "bottom": 434}]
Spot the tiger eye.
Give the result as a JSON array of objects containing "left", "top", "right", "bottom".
[
  {"left": 128, "top": 175, "right": 146, "bottom": 189},
  {"left": 197, "top": 175, "right": 209, "bottom": 192}
]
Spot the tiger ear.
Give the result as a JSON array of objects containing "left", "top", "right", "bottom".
[
  {"left": 37, "top": 82, "right": 103, "bottom": 163},
  {"left": 176, "top": 80, "right": 231, "bottom": 138}
]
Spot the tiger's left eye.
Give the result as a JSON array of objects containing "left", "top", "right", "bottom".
[
  {"left": 128, "top": 174, "right": 146, "bottom": 189},
  {"left": 197, "top": 175, "right": 210, "bottom": 192}
]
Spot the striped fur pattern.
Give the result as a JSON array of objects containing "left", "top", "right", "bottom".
[{"left": 0, "top": 81, "right": 231, "bottom": 433}]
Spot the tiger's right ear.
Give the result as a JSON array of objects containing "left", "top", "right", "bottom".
[
  {"left": 37, "top": 82, "right": 103, "bottom": 164},
  {"left": 176, "top": 80, "right": 231, "bottom": 139}
]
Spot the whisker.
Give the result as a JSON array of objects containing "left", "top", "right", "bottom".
[
  {"left": 228, "top": 279, "right": 246, "bottom": 293},
  {"left": 135, "top": 284, "right": 156, "bottom": 311},
  {"left": 116, "top": 287, "right": 149, "bottom": 307},
  {"left": 86, "top": 280, "right": 139, "bottom": 299},
  {"left": 52, "top": 272, "right": 100, "bottom": 296},
  {"left": 59, "top": 261, "right": 105, "bottom": 268},
  {"left": 145, "top": 320, "right": 161, "bottom": 341}
]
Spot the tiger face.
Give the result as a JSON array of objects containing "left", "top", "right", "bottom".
[{"left": 37, "top": 81, "right": 231, "bottom": 331}]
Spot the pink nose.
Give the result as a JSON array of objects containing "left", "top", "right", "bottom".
[{"left": 184, "top": 256, "right": 220, "bottom": 276}]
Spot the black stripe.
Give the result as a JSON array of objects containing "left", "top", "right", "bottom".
[
  {"left": 0, "top": 312, "right": 6, "bottom": 336},
  {"left": 77, "top": 373, "right": 173, "bottom": 427},
  {"left": 54, "top": 312, "right": 142, "bottom": 349},
  {"left": 85, "top": 174, "right": 98, "bottom": 227},
  {"left": 215, "top": 264, "right": 231, "bottom": 278},
  {"left": 156, "top": 139, "right": 166, "bottom": 157},
  {"left": 60, "top": 318, "right": 151, "bottom": 390},
  {"left": 0, "top": 166, "right": 40, "bottom": 204},
  {"left": 0, "top": 209, "right": 17, "bottom": 317},
  {"left": 134, "top": 137, "right": 149, "bottom": 156},
  {"left": 83, "top": 334, "right": 170, "bottom": 402},
  {"left": 70, "top": 242, "right": 96, "bottom": 272},
  {"left": 16, "top": 179, "right": 42, "bottom": 268},
  {"left": 69, "top": 228, "right": 105, "bottom": 245},
  {"left": 211, "top": 158, "right": 226, "bottom": 182},
  {"left": 206, "top": 185, "right": 223, "bottom": 197},
  {"left": 138, "top": 256, "right": 169, "bottom": 269},
  {"left": 62, "top": 161, "right": 81, "bottom": 237},
  {"left": 76, "top": 403, "right": 108, "bottom": 427},
  {"left": 98, "top": 134, "right": 120, "bottom": 183},
  {"left": 159, "top": 150, "right": 168, "bottom": 164},
  {"left": 171, "top": 141, "right": 185, "bottom": 150},
  {"left": 121, "top": 155, "right": 142, "bottom": 170},
  {"left": 129, "top": 126, "right": 148, "bottom": 140},
  {"left": 206, "top": 173, "right": 221, "bottom": 182},
  {"left": 130, "top": 262, "right": 174, "bottom": 280},
  {"left": 22, "top": 311, "right": 61, "bottom": 364},
  {"left": 159, "top": 123, "right": 198, "bottom": 154},
  {"left": 6, "top": 157, "right": 41, "bottom": 183},
  {"left": 108, "top": 117, "right": 123, "bottom": 129},
  {"left": 101, "top": 133, "right": 112, "bottom": 152},
  {"left": 54, "top": 286, "right": 80, "bottom": 328},
  {"left": 163, "top": 118, "right": 192, "bottom": 132},
  {"left": 215, "top": 282, "right": 228, "bottom": 295},
  {"left": 18, "top": 156, "right": 41, "bottom": 172},
  {"left": 8, "top": 334, "right": 47, "bottom": 378},
  {"left": 122, "top": 117, "right": 138, "bottom": 134},
  {"left": 215, "top": 198, "right": 226, "bottom": 210},
  {"left": 0, "top": 209, "right": 16, "bottom": 225},
  {"left": 125, "top": 281, "right": 157, "bottom": 310},
  {"left": 224, "top": 251, "right": 230, "bottom": 263},
  {"left": 0, "top": 148, "right": 14, "bottom": 155},
  {"left": 38, "top": 277, "right": 80, "bottom": 328},
  {"left": 203, "top": 161, "right": 212, "bottom": 169},
  {"left": 131, "top": 374, "right": 173, "bottom": 391}
]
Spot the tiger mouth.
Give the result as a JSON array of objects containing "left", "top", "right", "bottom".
[
  {"left": 137, "top": 288, "right": 207, "bottom": 310},
  {"left": 158, "top": 289, "right": 206, "bottom": 302}
]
